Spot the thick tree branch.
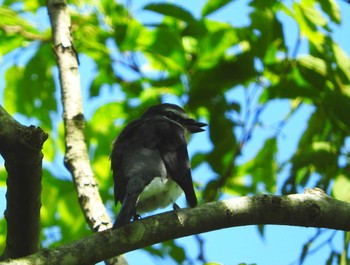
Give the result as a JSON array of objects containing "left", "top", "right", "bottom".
[
  {"left": 0, "top": 189, "right": 349, "bottom": 265},
  {"left": 46, "top": 1, "right": 125, "bottom": 264},
  {"left": 0, "top": 105, "right": 48, "bottom": 259}
]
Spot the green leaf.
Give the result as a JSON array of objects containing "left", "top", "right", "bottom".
[
  {"left": 23, "top": 0, "right": 42, "bottom": 12},
  {"left": 0, "top": 6, "right": 37, "bottom": 30},
  {"left": 3, "top": 66, "right": 24, "bottom": 114},
  {"left": 257, "top": 224, "right": 265, "bottom": 239},
  {"left": 297, "top": 55, "right": 327, "bottom": 77},
  {"left": 261, "top": 62, "right": 319, "bottom": 101},
  {"left": 201, "top": 0, "right": 232, "bottom": 17},
  {"left": 323, "top": 91, "right": 350, "bottom": 131},
  {"left": 331, "top": 43, "right": 350, "bottom": 84},
  {"left": 287, "top": 108, "right": 342, "bottom": 191},
  {"left": 73, "top": 13, "right": 110, "bottom": 59},
  {"left": 144, "top": 3, "right": 196, "bottom": 23},
  {"left": 43, "top": 176, "right": 89, "bottom": 245},
  {"left": 87, "top": 102, "right": 126, "bottom": 188},
  {"left": 297, "top": 55, "right": 328, "bottom": 89},
  {"left": 41, "top": 171, "right": 89, "bottom": 247},
  {"left": 167, "top": 241, "right": 186, "bottom": 263},
  {"left": 190, "top": 52, "right": 257, "bottom": 106},
  {"left": 206, "top": 99, "right": 237, "bottom": 176},
  {"left": 191, "top": 152, "right": 207, "bottom": 169},
  {"left": 319, "top": 0, "right": 341, "bottom": 24},
  {"left": 88, "top": 70, "right": 115, "bottom": 98},
  {"left": 326, "top": 252, "right": 336, "bottom": 265},
  {"left": 333, "top": 174, "right": 350, "bottom": 202},
  {"left": 114, "top": 19, "right": 145, "bottom": 52},
  {"left": 41, "top": 170, "right": 63, "bottom": 226},
  {"left": 196, "top": 21, "right": 239, "bottom": 69},
  {"left": 0, "top": 6, "right": 45, "bottom": 57},
  {"left": 0, "top": 31, "right": 26, "bottom": 56},
  {"left": 0, "top": 218, "right": 7, "bottom": 250},
  {"left": 293, "top": 2, "right": 325, "bottom": 45},
  {"left": 299, "top": 1, "right": 327, "bottom": 27},
  {"left": 140, "top": 27, "right": 187, "bottom": 73},
  {"left": 42, "top": 134, "right": 55, "bottom": 162},
  {"left": 238, "top": 137, "right": 277, "bottom": 193},
  {"left": 21, "top": 44, "right": 56, "bottom": 126},
  {"left": 144, "top": 241, "right": 187, "bottom": 263},
  {"left": 4, "top": 43, "right": 56, "bottom": 127}
]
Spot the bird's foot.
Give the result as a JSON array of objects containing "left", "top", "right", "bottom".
[
  {"left": 173, "top": 203, "right": 181, "bottom": 211},
  {"left": 133, "top": 214, "right": 142, "bottom": 221}
]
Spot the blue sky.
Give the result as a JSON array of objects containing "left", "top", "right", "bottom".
[{"left": 1, "top": 0, "right": 350, "bottom": 264}]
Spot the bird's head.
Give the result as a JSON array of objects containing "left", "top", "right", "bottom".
[{"left": 142, "top": 103, "right": 207, "bottom": 134}]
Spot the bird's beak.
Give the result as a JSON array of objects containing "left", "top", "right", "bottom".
[{"left": 183, "top": 118, "right": 207, "bottom": 134}]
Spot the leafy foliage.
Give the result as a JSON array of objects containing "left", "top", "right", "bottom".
[{"left": 0, "top": 0, "right": 349, "bottom": 264}]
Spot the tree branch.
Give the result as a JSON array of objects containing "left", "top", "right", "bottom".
[
  {"left": 1, "top": 189, "right": 349, "bottom": 265},
  {"left": 0, "top": 105, "right": 48, "bottom": 259},
  {"left": 46, "top": 0, "right": 110, "bottom": 232},
  {"left": 46, "top": 1, "right": 125, "bottom": 264}
]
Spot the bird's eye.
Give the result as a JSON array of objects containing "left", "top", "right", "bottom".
[
  {"left": 165, "top": 111, "right": 174, "bottom": 118},
  {"left": 165, "top": 111, "right": 175, "bottom": 119}
]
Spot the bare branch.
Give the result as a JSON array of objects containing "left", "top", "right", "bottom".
[
  {"left": 0, "top": 105, "right": 48, "bottom": 259},
  {"left": 0, "top": 189, "right": 349, "bottom": 265},
  {"left": 46, "top": 0, "right": 109, "bottom": 231},
  {"left": 46, "top": 1, "right": 125, "bottom": 264}
]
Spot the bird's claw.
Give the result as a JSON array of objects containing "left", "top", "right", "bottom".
[
  {"left": 173, "top": 203, "right": 181, "bottom": 211},
  {"left": 133, "top": 214, "right": 142, "bottom": 221}
]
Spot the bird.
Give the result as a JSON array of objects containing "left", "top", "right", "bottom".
[{"left": 111, "top": 103, "right": 207, "bottom": 228}]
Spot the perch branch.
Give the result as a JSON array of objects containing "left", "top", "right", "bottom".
[{"left": 0, "top": 188, "right": 349, "bottom": 265}]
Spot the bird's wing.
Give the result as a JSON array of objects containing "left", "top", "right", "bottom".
[
  {"left": 111, "top": 119, "right": 142, "bottom": 204},
  {"left": 112, "top": 118, "right": 167, "bottom": 227},
  {"left": 111, "top": 118, "right": 168, "bottom": 204},
  {"left": 154, "top": 119, "right": 198, "bottom": 208},
  {"left": 113, "top": 191, "right": 139, "bottom": 228}
]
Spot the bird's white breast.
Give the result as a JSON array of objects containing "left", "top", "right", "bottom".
[{"left": 137, "top": 177, "right": 183, "bottom": 213}]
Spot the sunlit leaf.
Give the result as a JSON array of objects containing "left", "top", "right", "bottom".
[
  {"left": 323, "top": 91, "right": 350, "bottom": 131},
  {"left": 3, "top": 66, "right": 24, "bottom": 114},
  {"left": 237, "top": 137, "right": 277, "bottom": 193},
  {"left": 197, "top": 21, "right": 239, "bottom": 69},
  {"left": 190, "top": 52, "right": 257, "bottom": 106},
  {"left": 297, "top": 55, "right": 327, "bottom": 77},
  {"left": 201, "top": 0, "right": 232, "bottom": 17},
  {"left": 261, "top": 62, "right": 318, "bottom": 101},
  {"left": 4, "top": 44, "right": 56, "bottom": 127},
  {"left": 144, "top": 3, "right": 196, "bottom": 23},
  {"left": 333, "top": 174, "right": 350, "bottom": 202},
  {"left": 319, "top": 0, "right": 341, "bottom": 24},
  {"left": 42, "top": 134, "right": 55, "bottom": 162},
  {"left": 293, "top": 2, "right": 325, "bottom": 45},
  {"left": 331, "top": 43, "right": 350, "bottom": 84}
]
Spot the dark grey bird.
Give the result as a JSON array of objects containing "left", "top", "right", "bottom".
[{"left": 111, "top": 103, "right": 206, "bottom": 228}]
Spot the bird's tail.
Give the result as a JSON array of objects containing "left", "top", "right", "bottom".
[
  {"left": 113, "top": 192, "right": 139, "bottom": 229},
  {"left": 186, "top": 191, "right": 197, "bottom": 208}
]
